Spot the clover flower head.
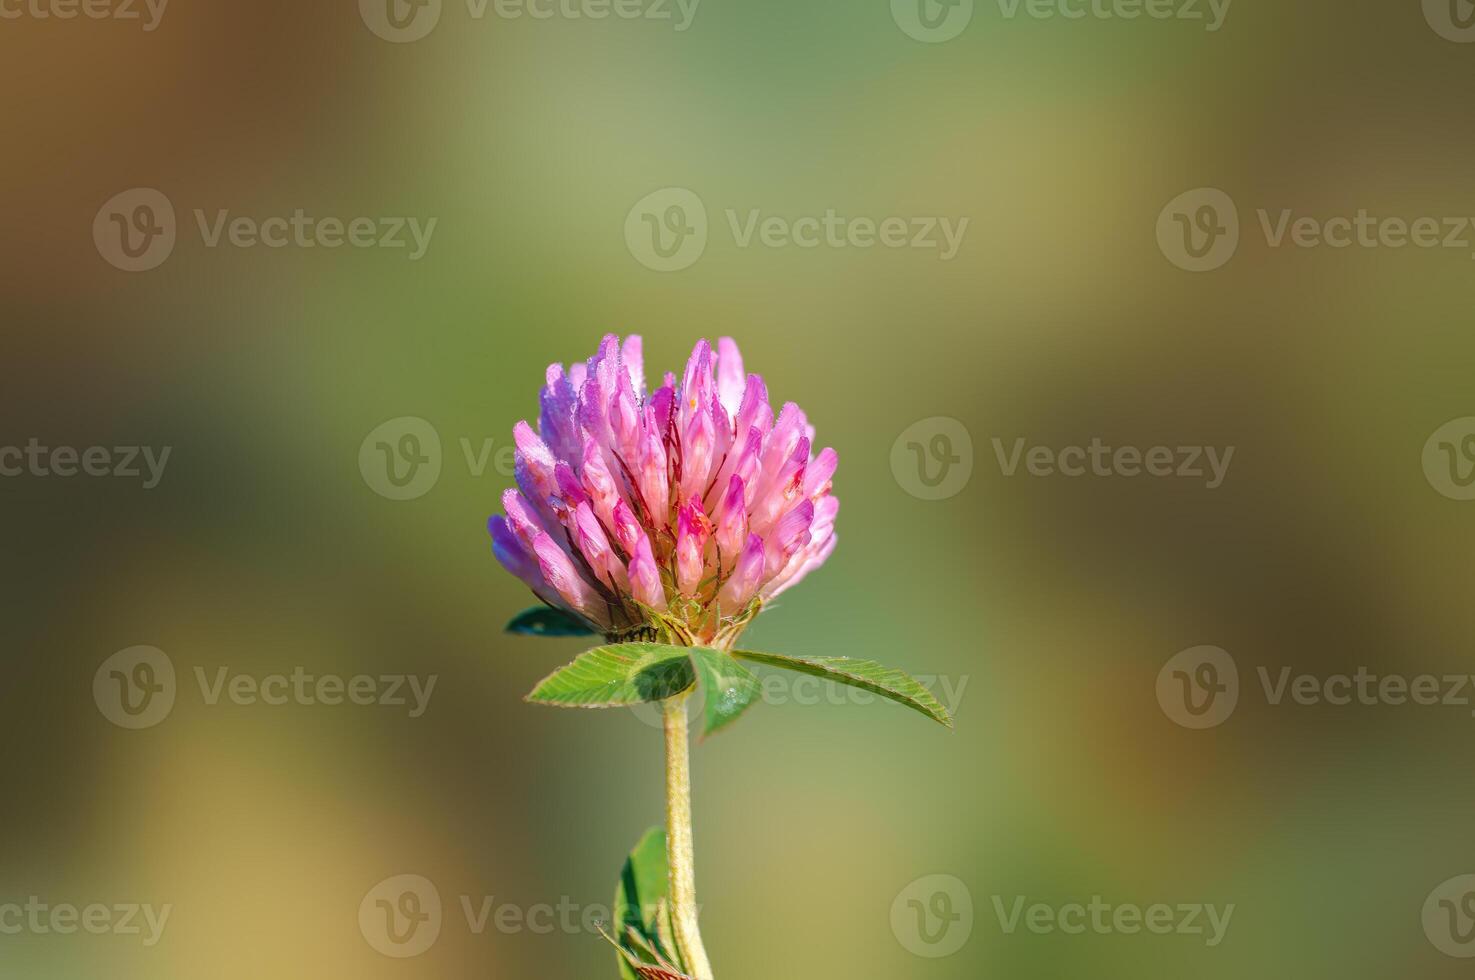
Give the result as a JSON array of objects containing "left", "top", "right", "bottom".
[{"left": 489, "top": 335, "right": 838, "bottom": 646}]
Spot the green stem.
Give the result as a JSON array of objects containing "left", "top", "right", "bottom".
[{"left": 663, "top": 691, "right": 714, "bottom": 979}]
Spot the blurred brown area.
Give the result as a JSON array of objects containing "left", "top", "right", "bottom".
[{"left": 2, "top": 0, "right": 1474, "bottom": 977}]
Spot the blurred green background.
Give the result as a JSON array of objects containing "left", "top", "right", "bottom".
[{"left": 4, "top": 0, "right": 1475, "bottom": 976}]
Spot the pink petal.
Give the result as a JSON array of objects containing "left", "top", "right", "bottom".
[
  {"left": 714, "top": 476, "right": 748, "bottom": 572},
  {"left": 763, "top": 498, "right": 813, "bottom": 582},
  {"left": 628, "top": 536, "right": 668, "bottom": 612},
  {"left": 532, "top": 531, "right": 609, "bottom": 628},
  {"left": 718, "top": 533, "right": 765, "bottom": 611},
  {"left": 621, "top": 335, "right": 645, "bottom": 397},
  {"left": 538, "top": 364, "right": 582, "bottom": 464},
  {"left": 678, "top": 408, "right": 715, "bottom": 503},
  {"left": 803, "top": 447, "right": 838, "bottom": 499},
  {"left": 574, "top": 501, "right": 627, "bottom": 592},
  {"left": 716, "top": 337, "right": 746, "bottom": 419},
  {"left": 675, "top": 499, "right": 709, "bottom": 595}
]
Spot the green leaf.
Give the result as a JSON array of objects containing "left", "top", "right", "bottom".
[
  {"left": 731, "top": 650, "right": 954, "bottom": 728},
  {"left": 612, "top": 828, "right": 688, "bottom": 980},
  {"left": 525, "top": 643, "right": 695, "bottom": 708},
  {"left": 504, "top": 605, "right": 597, "bottom": 637},
  {"left": 687, "top": 646, "right": 761, "bottom": 737}
]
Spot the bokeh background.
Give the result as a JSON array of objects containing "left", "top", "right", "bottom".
[{"left": 4, "top": 0, "right": 1475, "bottom": 976}]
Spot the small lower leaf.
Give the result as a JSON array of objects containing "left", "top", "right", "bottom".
[
  {"left": 731, "top": 649, "right": 954, "bottom": 728},
  {"left": 613, "top": 828, "right": 687, "bottom": 980},
  {"left": 687, "top": 646, "right": 760, "bottom": 737},
  {"left": 627, "top": 961, "right": 694, "bottom": 980},
  {"left": 603, "top": 932, "right": 694, "bottom": 980},
  {"left": 504, "top": 605, "right": 597, "bottom": 637},
  {"left": 526, "top": 643, "right": 696, "bottom": 708}
]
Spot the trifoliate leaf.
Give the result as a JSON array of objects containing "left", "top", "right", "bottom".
[
  {"left": 731, "top": 650, "right": 953, "bottom": 728},
  {"left": 687, "top": 646, "right": 761, "bottom": 737},
  {"left": 525, "top": 643, "right": 695, "bottom": 707}
]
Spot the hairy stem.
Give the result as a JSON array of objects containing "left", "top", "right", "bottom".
[{"left": 663, "top": 692, "right": 714, "bottom": 979}]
